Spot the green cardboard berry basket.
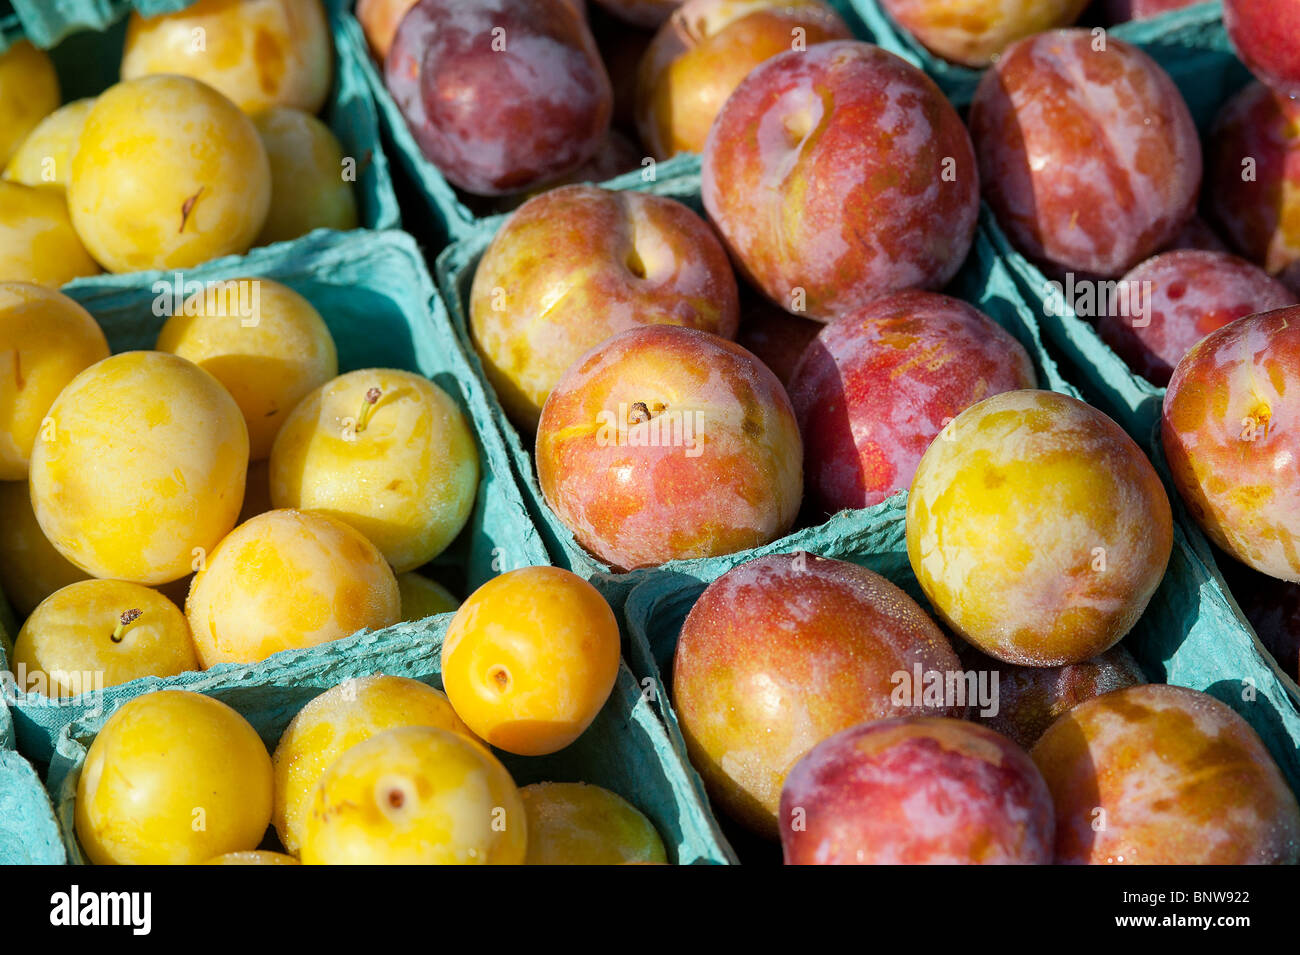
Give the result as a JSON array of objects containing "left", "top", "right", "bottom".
[
  {"left": 43, "top": 612, "right": 733, "bottom": 865},
  {"left": 0, "top": 695, "right": 66, "bottom": 864},
  {"left": 846, "top": 0, "right": 1231, "bottom": 109},
  {"left": 622, "top": 496, "right": 1300, "bottom": 863},
  {"left": 348, "top": 0, "right": 876, "bottom": 247},
  {"left": 433, "top": 171, "right": 1078, "bottom": 612},
  {"left": 2, "top": 0, "right": 400, "bottom": 238},
  {"left": 0, "top": 228, "right": 551, "bottom": 764}
]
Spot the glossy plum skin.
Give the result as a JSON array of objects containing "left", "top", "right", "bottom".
[
  {"left": 1097, "top": 250, "right": 1297, "bottom": 386},
  {"left": 702, "top": 41, "right": 979, "bottom": 321},
  {"left": 1162, "top": 306, "right": 1300, "bottom": 581},
  {"left": 789, "top": 291, "right": 1037, "bottom": 515},
  {"left": 970, "top": 30, "right": 1201, "bottom": 278},
  {"left": 385, "top": 0, "right": 612, "bottom": 195},
  {"left": 879, "top": 0, "right": 1088, "bottom": 67},
  {"left": 536, "top": 325, "right": 802, "bottom": 571},
  {"left": 672, "top": 553, "right": 963, "bottom": 837},
  {"left": 1104, "top": 0, "right": 1202, "bottom": 21},
  {"left": 779, "top": 717, "right": 1055, "bottom": 864},
  {"left": 1208, "top": 82, "right": 1300, "bottom": 276},
  {"left": 1031, "top": 684, "right": 1300, "bottom": 864},
  {"left": 908, "top": 390, "right": 1173, "bottom": 666},
  {"left": 469, "top": 185, "right": 739, "bottom": 432},
  {"left": 960, "top": 643, "right": 1146, "bottom": 750},
  {"left": 1224, "top": 0, "right": 1300, "bottom": 98},
  {"left": 635, "top": 0, "right": 852, "bottom": 159}
]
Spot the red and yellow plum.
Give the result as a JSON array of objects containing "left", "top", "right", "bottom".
[
  {"left": 535, "top": 325, "right": 801, "bottom": 570},
  {"left": 470, "top": 185, "right": 739, "bottom": 431},
  {"left": 878, "top": 0, "right": 1088, "bottom": 67},
  {"left": 702, "top": 41, "right": 979, "bottom": 321},
  {"left": 970, "top": 30, "right": 1201, "bottom": 278},
  {"left": 1031, "top": 683, "right": 1300, "bottom": 864},
  {"left": 673, "top": 553, "right": 963, "bottom": 837},
  {"left": 1098, "top": 250, "right": 1297, "bottom": 386},
  {"left": 385, "top": 0, "right": 612, "bottom": 195},
  {"left": 1162, "top": 306, "right": 1300, "bottom": 581},
  {"left": 779, "top": 717, "right": 1055, "bottom": 864},
  {"left": 1224, "top": 0, "right": 1300, "bottom": 98},
  {"left": 789, "top": 291, "right": 1037, "bottom": 514},
  {"left": 907, "top": 390, "right": 1173, "bottom": 666}
]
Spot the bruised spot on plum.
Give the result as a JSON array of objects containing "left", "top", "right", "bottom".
[{"left": 1166, "top": 282, "right": 1186, "bottom": 301}]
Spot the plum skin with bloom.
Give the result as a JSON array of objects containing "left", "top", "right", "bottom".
[{"left": 789, "top": 290, "right": 1037, "bottom": 514}]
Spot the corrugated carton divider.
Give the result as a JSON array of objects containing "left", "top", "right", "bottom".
[
  {"left": 622, "top": 496, "right": 1300, "bottom": 862},
  {"left": 975, "top": 32, "right": 1300, "bottom": 711},
  {"left": 434, "top": 166, "right": 1078, "bottom": 611},
  {"left": 44, "top": 613, "right": 735, "bottom": 865},
  {"left": 351, "top": 0, "right": 876, "bottom": 246},
  {"left": 0, "top": 692, "right": 65, "bottom": 863},
  {"left": 5, "top": 0, "right": 400, "bottom": 235},
  {"left": 844, "top": 0, "right": 1230, "bottom": 109},
  {"left": 0, "top": 229, "right": 551, "bottom": 764}
]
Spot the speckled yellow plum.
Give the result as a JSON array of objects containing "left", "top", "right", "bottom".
[
  {"left": 906, "top": 390, "right": 1172, "bottom": 666},
  {"left": 253, "top": 107, "right": 358, "bottom": 246},
  {"left": 301, "top": 726, "right": 526, "bottom": 865},
  {"left": 29, "top": 351, "right": 248, "bottom": 585},
  {"left": 185, "top": 508, "right": 400, "bottom": 667},
  {"left": 1032, "top": 684, "right": 1300, "bottom": 864},
  {"left": 271, "top": 674, "right": 472, "bottom": 856},
  {"left": 0, "top": 41, "right": 59, "bottom": 167},
  {"left": 121, "top": 0, "right": 333, "bottom": 115},
  {"left": 442, "top": 567, "right": 620, "bottom": 756},
  {"left": 3, "top": 99, "right": 94, "bottom": 190},
  {"left": 0, "top": 181, "right": 100, "bottom": 286},
  {"left": 0, "top": 282, "right": 109, "bottom": 480},
  {"left": 0, "top": 480, "right": 87, "bottom": 616},
  {"left": 12, "top": 579, "right": 197, "bottom": 696},
  {"left": 75, "top": 690, "right": 273, "bottom": 865},
  {"left": 155, "top": 277, "right": 338, "bottom": 460},
  {"left": 520, "top": 782, "right": 667, "bottom": 865},
  {"left": 269, "top": 369, "right": 478, "bottom": 573},
  {"left": 67, "top": 75, "right": 271, "bottom": 273}
]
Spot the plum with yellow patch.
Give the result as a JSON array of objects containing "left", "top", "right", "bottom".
[
  {"left": 1161, "top": 306, "right": 1300, "bottom": 582},
  {"left": 301, "top": 725, "right": 526, "bottom": 865},
  {"left": 702, "top": 41, "right": 978, "bottom": 321},
  {"left": 520, "top": 782, "right": 667, "bottom": 865},
  {"left": 537, "top": 324, "right": 802, "bottom": 570},
  {"left": 442, "top": 566, "right": 620, "bottom": 756},
  {"left": 0, "top": 41, "right": 59, "bottom": 168},
  {"left": 13, "top": 580, "right": 197, "bottom": 696},
  {"left": 3, "top": 99, "right": 94, "bottom": 191},
  {"left": 269, "top": 368, "right": 478, "bottom": 573},
  {"left": 121, "top": 0, "right": 333, "bottom": 115},
  {"left": 780, "top": 717, "right": 1055, "bottom": 864},
  {"left": 68, "top": 75, "right": 271, "bottom": 274},
  {"left": 253, "top": 107, "right": 358, "bottom": 246},
  {"left": 907, "top": 389, "right": 1172, "bottom": 666},
  {"left": 635, "top": 0, "right": 851, "bottom": 159},
  {"left": 790, "top": 291, "right": 1037, "bottom": 514},
  {"left": 970, "top": 30, "right": 1201, "bottom": 278},
  {"left": 397, "top": 572, "right": 459, "bottom": 620},
  {"left": 1207, "top": 82, "right": 1300, "bottom": 277},
  {"left": 75, "top": 690, "right": 273, "bottom": 865},
  {"left": 673, "top": 553, "right": 964, "bottom": 837},
  {"left": 271, "top": 674, "right": 472, "bottom": 856},
  {"left": 879, "top": 0, "right": 1088, "bottom": 67},
  {"left": 1031, "top": 683, "right": 1300, "bottom": 864},
  {"left": 0, "top": 283, "right": 109, "bottom": 480},
  {"left": 470, "top": 185, "right": 739, "bottom": 431},
  {"left": 0, "top": 480, "right": 87, "bottom": 616},
  {"left": 185, "top": 508, "right": 400, "bottom": 667},
  {"left": 156, "top": 277, "right": 338, "bottom": 461},
  {"left": 356, "top": 0, "right": 419, "bottom": 60},
  {"left": 30, "top": 351, "right": 248, "bottom": 585},
  {"left": 0, "top": 181, "right": 100, "bottom": 286}
]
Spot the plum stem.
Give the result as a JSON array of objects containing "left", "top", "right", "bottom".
[
  {"left": 111, "top": 608, "right": 142, "bottom": 643},
  {"left": 356, "top": 387, "right": 382, "bottom": 433}
]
